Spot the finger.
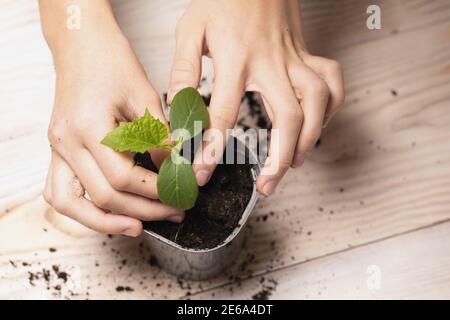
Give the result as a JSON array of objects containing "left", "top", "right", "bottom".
[
  {"left": 255, "top": 72, "right": 303, "bottom": 196},
  {"left": 167, "top": 19, "right": 204, "bottom": 104},
  {"left": 84, "top": 120, "right": 167, "bottom": 200},
  {"left": 68, "top": 148, "right": 183, "bottom": 221},
  {"left": 125, "top": 83, "right": 171, "bottom": 168},
  {"left": 43, "top": 153, "right": 54, "bottom": 205},
  {"left": 50, "top": 152, "right": 143, "bottom": 236},
  {"left": 124, "top": 83, "right": 167, "bottom": 123},
  {"left": 288, "top": 63, "right": 329, "bottom": 167},
  {"left": 304, "top": 56, "right": 345, "bottom": 127},
  {"left": 86, "top": 134, "right": 161, "bottom": 199},
  {"left": 192, "top": 64, "right": 245, "bottom": 186}
]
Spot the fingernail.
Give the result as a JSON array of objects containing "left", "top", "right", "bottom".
[
  {"left": 292, "top": 152, "right": 306, "bottom": 168},
  {"left": 196, "top": 170, "right": 210, "bottom": 186},
  {"left": 262, "top": 180, "right": 277, "bottom": 196},
  {"left": 166, "top": 214, "right": 184, "bottom": 223},
  {"left": 122, "top": 228, "right": 139, "bottom": 237},
  {"left": 167, "top": 83, "right": 189, "bottom": 103}
]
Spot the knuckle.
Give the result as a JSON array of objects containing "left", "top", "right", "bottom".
[
  {"left": 95, "top": 219, "right": 115, "bottom": 234},
  {"left": 229, "top": 52, "right": 248, "bottom": 69},
  {"left": 327, "top": 59, "right": 342, "bottom": 74},
  {"left": 335, "top": 85, "right": 346, "bottom": 107},
  {"left": 43, "top": 190, "right": 52, "bottom": 205},
  {"left": 283, "top": 107, "right": 304, "bottom": 124},
  {"left": 172, "top": 58, "right": 196, "bottom": 73},
  {"left": 335, "top": 90, "right": 346, "bottom": 107},
  {"left": 108, "top": 169, "right": 130, "bottom": 191},
  {"left": 210, "top": 110, "right": 236, "bottom": 129},
  {"left": 91, "top": 189, "right": 114, "bottom": 209},
  {"left": 309, "top": 78, "right": 329, "bottom": 98},
  {"left": 52, "top": 196, "right": 68, "bottom": 214},
  {"left": 171, "top": 58, "right": 198, "bottom": 81},
  {"left": 277, "top": 158, "right": 292, "bottom": 171},
  {"left": 47, "top": 124, "right": 65, "bottom": 146}
]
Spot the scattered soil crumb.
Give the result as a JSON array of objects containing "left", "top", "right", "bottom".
[
  {"left": 148, "top": 255, "right": 159, "bottom": 267},
  {"left": 27, "top": 265, "right": 73, "bottom": 298},
  {"left": 252, "top": 278, "right": 278, "bottom": 300},
  {"left": 116, "top": 286, "right": 134, "bottom": 292}
]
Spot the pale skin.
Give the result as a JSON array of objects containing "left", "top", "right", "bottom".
[{"left": 40, "top": 0, "right": 344, "bottom": 237}]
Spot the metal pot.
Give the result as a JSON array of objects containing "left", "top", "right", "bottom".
[{"left": 143, "top": 138, "right": 260, "bottom": 280}]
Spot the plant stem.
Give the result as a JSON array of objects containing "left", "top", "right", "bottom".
[{"left": 174, "top": 220, "right": 185, "bottom": 243}]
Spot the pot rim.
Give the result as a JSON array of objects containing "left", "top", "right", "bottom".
[{"left": 143, "top": 139, "right": 261, "bottom": 253}]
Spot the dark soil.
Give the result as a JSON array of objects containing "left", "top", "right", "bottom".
[{"left": 135, "top": 137, "right": 255, "bottom": 250}]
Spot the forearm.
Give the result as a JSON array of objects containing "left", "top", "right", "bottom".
[{"left": 38, "top": 0, "right": 126, "bottom": 68}]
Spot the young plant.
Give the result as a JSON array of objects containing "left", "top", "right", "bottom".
[{"left": 101, "top": 87, "right": 209, "bottom": 210}]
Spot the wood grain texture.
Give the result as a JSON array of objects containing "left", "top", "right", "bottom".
[
  {"left": 1, "top": 0, "right": 450, "bottom": 299},
  {"left": 191, "top": 221, "right": 450, "bottom": 300}
]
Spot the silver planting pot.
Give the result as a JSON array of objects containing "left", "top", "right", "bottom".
[{"left": 143, "top": 138, "right": 260, "bottom": 280}]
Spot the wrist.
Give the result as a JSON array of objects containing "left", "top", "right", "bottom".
[
  {"left": 48, "top": 30, "right": 129, "bottom": 70},
  {"left": 39, "top": 0, "right": 128, "bottom": 70}
]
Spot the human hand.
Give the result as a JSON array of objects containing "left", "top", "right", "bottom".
[
  {"left": 167, "top": 0, "right": 345, "bottom": 196},
  {"left": 40, "top": 0, "right": 183, "bottom": 236}
]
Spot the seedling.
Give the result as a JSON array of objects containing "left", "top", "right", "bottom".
[{"left": 101, "top": 87, "right": 209, "bottom": 210}]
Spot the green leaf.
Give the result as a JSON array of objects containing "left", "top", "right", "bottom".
[
  {"left": 169, "top": 87, "right": 209, "bottom": 138},
  {"left": 157, "top": 154, "right": 198, "bottom": 210},
  {"left": 101, "top": 110, "right": 169, "bottom": 153}
]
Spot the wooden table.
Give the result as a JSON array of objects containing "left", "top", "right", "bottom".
[{"left": 1, "top": 0, "right": 450, "bottom": 299}]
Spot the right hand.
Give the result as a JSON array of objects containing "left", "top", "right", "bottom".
[
  {"left": 43, "top": 32, "right": 183, "bottom": 237},
  {"left": 167, "top": 0, "right": 345, "bottom": 197}
]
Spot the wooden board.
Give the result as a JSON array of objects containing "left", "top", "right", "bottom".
[
  {"left": 1, "top": 0, "right": 450, "bottom": 299},
  {"left": 191, "top": 221, "right": 450, "bottom": 300}
]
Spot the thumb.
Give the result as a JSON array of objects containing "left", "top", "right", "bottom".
[
  {"left": 167, "top": 21, "right": 204, "bottom": 104},
  {"left": 126, "top": 83, "right": 170, "bottom": 168}
]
